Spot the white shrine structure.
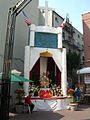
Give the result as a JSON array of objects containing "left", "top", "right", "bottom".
[{"left": 23, "top": 1, "right": 67, "bottom": 97}]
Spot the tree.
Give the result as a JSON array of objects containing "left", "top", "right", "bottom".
[{"left": 67, "top": 51, "right": 81, "bottom": 82}]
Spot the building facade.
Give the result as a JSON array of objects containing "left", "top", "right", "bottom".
[
  {"left": 39, "top": 7, "right": 84, "bottom": 64},
  {"left": 39, "top": 7, "right": 84, "bottom": 81},
  {"left": 82, "top": 12, "right": 90, "bottom": 66},
  {"left": 0, "top": 0, "right": 83, "bottom": 74},
  {"left": 0, "top": 0, "right": 39, "bottom": 73}
]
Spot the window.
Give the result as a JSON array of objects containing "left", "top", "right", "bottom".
[
  {"left": 55, "top": 17, "right": 59, "bottom": 23},
  {"left": 62, "top": 32, "right": 65, "bottom": 40},
  {"left": 78, "top": 34, "right": 80, "bottom": 38}
]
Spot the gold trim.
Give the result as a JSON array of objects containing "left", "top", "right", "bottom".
[{"left": 40, "top": 51, "right": 53, "bottom": 57}]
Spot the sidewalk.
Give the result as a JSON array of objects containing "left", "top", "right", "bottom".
[{"left": 9, "top": 104, "right": 90, "bottom": 120}]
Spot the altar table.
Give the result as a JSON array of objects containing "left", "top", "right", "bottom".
[{"left": 31, "top": 96, "right": 68, "bottom": 111}]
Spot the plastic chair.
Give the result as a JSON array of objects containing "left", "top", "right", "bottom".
[{"left": 23, "top": 103, "right": 30, "bottom": 113}]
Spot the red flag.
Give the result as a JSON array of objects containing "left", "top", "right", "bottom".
[
  {"left": 60, "top": 19, "right": 66, "bottom": 28},
  {"left": 22, "top": 11, "right": 31, "bottom": 26},
  {"left": 24, "top": 18, "right": 31, "bottom": 26}
]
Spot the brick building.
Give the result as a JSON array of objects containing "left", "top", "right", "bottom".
[{"left": 82, "top": 12, "right": 90, "bottom": 66}]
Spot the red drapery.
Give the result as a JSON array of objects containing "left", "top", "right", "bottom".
[
  {"left": 47, "top": 58, "right": 61, "bottom": 86},
  {"left": 29, "top": 57, "right": 61, "bottom": 86},
  {"left": 29, "top": 58, "right": 40, "bottom": 85},
  {"left": 56, "top": 66, "right": 61, "bottom": 86}
]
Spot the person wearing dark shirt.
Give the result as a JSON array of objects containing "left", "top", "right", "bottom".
[
  {"left": 25, "top": 91, "right": 35, "bottom": 114},
  {"left": 75, "top": 85, "right": 81, "bottom": 102}
]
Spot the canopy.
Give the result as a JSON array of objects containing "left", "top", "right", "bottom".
[
  {"left": 0, "top": 74, "right": 33, "bottom": 82},
  {"left": 77, "top": 67, "right": 90, "bottom": 74}
]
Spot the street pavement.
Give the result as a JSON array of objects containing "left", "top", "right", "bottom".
[{"left": 9, "top": 104, "right": 90, "bottom": 120}]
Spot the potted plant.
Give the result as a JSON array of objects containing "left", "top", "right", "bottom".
[
  {"left": 67, "top": 89, "right": 78, "bottom": 111},
  {"left": 15, "top": 88, "right": 24, "bottom": 113},
  {"left": 15, "top": 88, "right": 24, "bottom": 104},
  {"left": 69, "top": 100, "right": 78, "bottom": 111}
]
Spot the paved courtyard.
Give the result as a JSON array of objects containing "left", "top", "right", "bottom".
[{"left": 9, "top": 104, "right": 90, "bottom": 120}]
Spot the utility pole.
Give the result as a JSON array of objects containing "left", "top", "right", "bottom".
[{"left": 0, "top": 0, "right": 33, "bottom": 120}]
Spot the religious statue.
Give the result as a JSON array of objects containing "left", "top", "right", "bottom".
[{"left": 40, "top": 72, "right": 49, "bottom": 88}]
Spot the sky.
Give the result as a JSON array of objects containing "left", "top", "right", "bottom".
[{"left": 39, "top": 0, "right": 90, "bottom": 34}]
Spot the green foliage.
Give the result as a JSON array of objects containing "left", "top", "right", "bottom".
[{"left": 67, "top": 52, "right": 80, "bottom": 72}]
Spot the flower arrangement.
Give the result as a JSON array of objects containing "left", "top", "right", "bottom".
[
  {"left": 15, "top": 88, "right": 24, "bottom": 104},
  {"left": 67, "top": 89, "right": 76, "bottom": 103},
  {"left": 52, "top": 87, "right": 62, "bottom": 96},
  {"left": 67, "top": 89, "right": 75, "bottom": 96}
]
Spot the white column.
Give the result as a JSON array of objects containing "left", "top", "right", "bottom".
[
  {"left": 45, "top": 0, "right": 48, "bottom": 26},
  {"left": 40, "top": 57, "right": 47, "bottom": 76},
  {"left": 29, "top": 24, "right": 35, "bottom": 46},
  {"left": 57, "top": 27, "right": 62, "bottom": 48},
  {"left": 61, "top": 48, "right": 67, "bottom": 96},
  {"left": 23, "top": 46, "right": 30, "bottom": 96}
]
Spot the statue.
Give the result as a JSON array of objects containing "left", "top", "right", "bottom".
[{"left": 40, "top": 72, "right": 49, "bottom": 88}]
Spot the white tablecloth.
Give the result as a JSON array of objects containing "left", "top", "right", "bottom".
[{"left": 31, "top": 97, "right": 67, "bottom": 111}]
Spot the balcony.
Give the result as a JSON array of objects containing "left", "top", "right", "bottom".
[{"left": 64, "top": 23, "right": 75, "bottom": 34}]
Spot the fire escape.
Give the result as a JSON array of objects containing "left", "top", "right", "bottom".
[{"left": 63, "top": 21, "right": 83, "bottom": 53}]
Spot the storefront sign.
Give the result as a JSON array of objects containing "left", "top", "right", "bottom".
[{"left": 84, "top": 74, "right": 90, "bottom": 84}]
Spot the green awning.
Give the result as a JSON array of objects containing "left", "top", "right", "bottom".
[{"left": 0, "top": 74, "right": 33, "bottom": 82}]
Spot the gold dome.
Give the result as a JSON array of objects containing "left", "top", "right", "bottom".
[{"left": 40, "top": 51, "right": 53, "bottom": 57}]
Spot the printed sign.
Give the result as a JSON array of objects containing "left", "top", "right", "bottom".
[{"left": 84, "top": 74, "right": 90, "bottom": 84}]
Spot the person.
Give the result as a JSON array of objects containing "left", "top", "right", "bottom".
[
  {"left": 74, "top": 85, "right": 81, "bottom": 102},
  {"left": 25, "top": 91, "right": 35, "bottom": 114}
]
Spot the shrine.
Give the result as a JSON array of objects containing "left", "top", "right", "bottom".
[{"left": 23, "top": 1, "right": 67, "bottom": 111}]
